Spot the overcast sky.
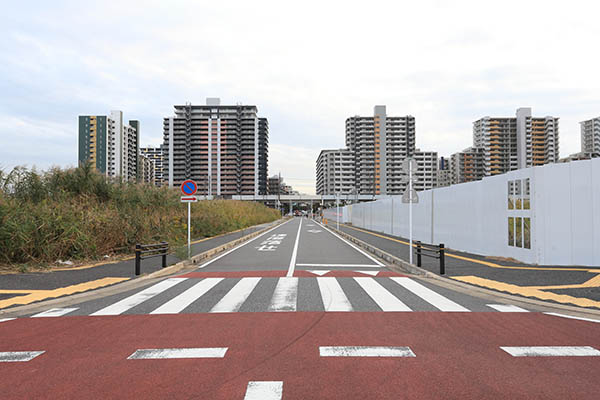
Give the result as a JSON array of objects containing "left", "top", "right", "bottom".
[{"left": 1, "top": 0, "right": 598, "bottom": 194}]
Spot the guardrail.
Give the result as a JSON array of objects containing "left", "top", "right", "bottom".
[
  {"left": 415, "top": 241, "right": 445, "bottom": 275},
  {"left": 135, "top": 242, "right": 169, "bottom": 276}
]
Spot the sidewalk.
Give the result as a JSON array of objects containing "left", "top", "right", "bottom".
[
  {"left": 337, "top": 223, "right": 600, "bottom": 309},
  {"left": 0, "top": 221, "right": 277, "bottom": 310}
]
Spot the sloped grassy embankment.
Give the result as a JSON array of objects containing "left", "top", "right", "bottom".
[{"left": 0, "top": 165, "right": 279, "bottom": 272}]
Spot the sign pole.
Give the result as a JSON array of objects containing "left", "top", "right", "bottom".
[
  {"left": 187, "top": 201, "right": 191, "bottom": 259},
  {"left": 409, "top": 162, "right": 413, "bottom": 265},
  {"left": 180, "top": 179, "right": 198, "bottom": 260}
]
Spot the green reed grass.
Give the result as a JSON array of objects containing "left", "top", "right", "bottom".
[{"left": 0, "top": 164, "right": 279, "bottom": 269}]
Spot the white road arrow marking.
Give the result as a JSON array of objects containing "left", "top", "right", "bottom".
[
  {"left": 308, "top": 270, "right": 330, "bottom": 276},
  {"left": 355, "top": 270, "right": 379, "bottom": 276}
]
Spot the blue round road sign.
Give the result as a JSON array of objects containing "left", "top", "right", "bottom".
[{"left": 181, "top": 180, "right": 197, "bottom": 195}]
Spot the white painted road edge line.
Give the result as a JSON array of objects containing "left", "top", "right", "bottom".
[
  {"left": 0, "top": 318, "right": 16, "bottom": 323},
  {"left": 199, "top": 218, "right": 293, "bottom": 269},
  {"left": 287, "top": 218, "right": 302, "bottom": 277},
  {"left": 0, "top": 351, "right": 45, "bottom": 362},
  {"left": 500, "top": 346, "right": 600, "bottom": 357},
  {"left": 315, "top": 220, "right": 384, "bottom": 266},
  {"left": 320, "top": 346, "right": 416, "bottom": 357},
  {"left": 127, "top": 347, "right": 228, "bottom": 359},
  {"left": 296, "top": 263, "right": 381, "bottom": 268},
  {"left": 487, "top": 304, "right": 529, "bottom": 313},
  {"left": 544, "top": 312, "right": 600, "bottom": 323},
  {"left": 244, "top": 381, "right": 283, "bottom": 400},
  {"left": 31, "top": 307, "right": 79, "bottom": 318}
]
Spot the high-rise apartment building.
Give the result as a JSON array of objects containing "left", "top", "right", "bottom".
[
  {"left": 436, "top": 156, "right": 452, "bottom": 188},
  {"left": 138, "top": 154, "right": 155, "bottom": 185},
  {"left": 140, "top": 146, "right": 165, "bottom": 186},
  {"left": 473, "top": 108, "right": 559, "bottom": 176},
  {"left": 163, "top": 98, "right": 268, "bottom": 195},
  {"left": 78, "top": 110, "right": 139, "bottom": 181},
  {"left": 580, "top": 117, "right": 600, "bottom": 158},
  {"left": 450, "top": 147, "right": 486, "bottom": 184},
  {"left": 413, "top": 150, "right": 438, "bottom": 191},
  {"left": 316, "top": 149, "right": 356, "bottom": 195},
  {"left": 346, "top": 106, "right": 415, "bottom": 195}
]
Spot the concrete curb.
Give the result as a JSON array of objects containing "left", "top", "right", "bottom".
[
  {"left": 329, "top": 225, "right": 600, "bottom": 319},
  {"left": 0, "top": 218, "right": 287, "bottom": 317}
]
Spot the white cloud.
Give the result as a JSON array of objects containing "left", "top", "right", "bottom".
[{"left": 1, "top": 0, "right": 599, "bottom": 180}]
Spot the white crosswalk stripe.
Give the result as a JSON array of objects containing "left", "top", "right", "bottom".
[
  {"left": 390, "top": 277, "right": 470, "bottom": 312},
  {"left": 210, "top": 277, "right": 261, "bottom": 313},
  {"left": 91, "top": 278, "right": 187, "bottom": 316},
  {"left": 31, "top": 307, "right": 79, "bottom": 318},
  {"left": 268, "top": 277, "right": 298, "bottom": 312},
  {"left": 151, "top": 278, "right": 223, "bottom": 314},
  {"left": 317, "top": 277, "right": 353, "bottom": 312},
  {"left": 353, "top": 277, "right": 412, "bottom": 311},
  {"left": 81, "top": 276, "right": 481, "bottom": 315}
]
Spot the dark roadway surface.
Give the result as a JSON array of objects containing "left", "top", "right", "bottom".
[{"left": 336, "top": 223, "right": 600, "bottom": 305}]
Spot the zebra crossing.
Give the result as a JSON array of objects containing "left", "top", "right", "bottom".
[{"left": 26, "top": 276, "right": 531, "bottom": 317}]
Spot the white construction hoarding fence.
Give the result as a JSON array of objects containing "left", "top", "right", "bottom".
[{"left": 322, "top": 158, "right": 600, "bottom": 267}]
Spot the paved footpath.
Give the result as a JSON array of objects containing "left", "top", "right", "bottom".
[{"left": 1, "top": 217, "right": 599, "bottom": 399}]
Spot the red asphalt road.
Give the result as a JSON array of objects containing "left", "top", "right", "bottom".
[
  {"left": 177, "top": 270, "right": 406, "bottom": 278},
  {"left": 1, "top": 313, "right": 599, "bottom": 399}
]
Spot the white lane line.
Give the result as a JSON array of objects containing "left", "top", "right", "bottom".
[
  {"left": 320, "top": 346, "right": 415, "bottom": 357},
  {"left": 355, "top": 270, "right": 379, "bottom": 276},
  {"left": 151, "top": 278, "right": 224, "bottom": 314},
  {"left": 544, "top": 312, "right": 600, "bottom": 323},
  {"left": 308, "top": 270, "right": 330, "bottom": 276},
  {"left": 0, "top": 351, "right": 45, "bottom": 362},
  {"left": 0, "top": 318, "right": 16, "bottom": 323},
  {"left": 127, "top": 347, "right": 228, "bottom": 360},
  {"left": 91, "top": 278, "right": 186, "bottom": 316},
  {"left": 354, "top": 277, "right": 411, "bottom": 311},
  {"left": 314, "top": 221, "right": 384, "bottom": 266},
  {"left": 317, "top": 277, "right": 353, "bottom": 312},
  {"left": 244, "top": 381, "right": 283, "bottom": 400},
  {"left": 210, "top": 277, "right": 261, "bottom": 313},
  {"left": 31, "top": 307, "right": 79, "bottom": 318},
  {"left": 296, "top": 263, "right": 381, "bottom": 268},
  {"left": 500, "top": 346, "right": 600, "bottom": 357},
  {"left": 199, "top": 219, "right": 293, "bottom": 269},
  {"left": 487, "top": 304, "right": 529, "bottom": 313},
  {"left": 390, "top": 277, "right": 469, "bottom": 312},
  {"left": 287, "top": 218, "right": 302, "bottom": 277},
  {"left": 269, "top": 277, "right": 298, "bottom": 312}
]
